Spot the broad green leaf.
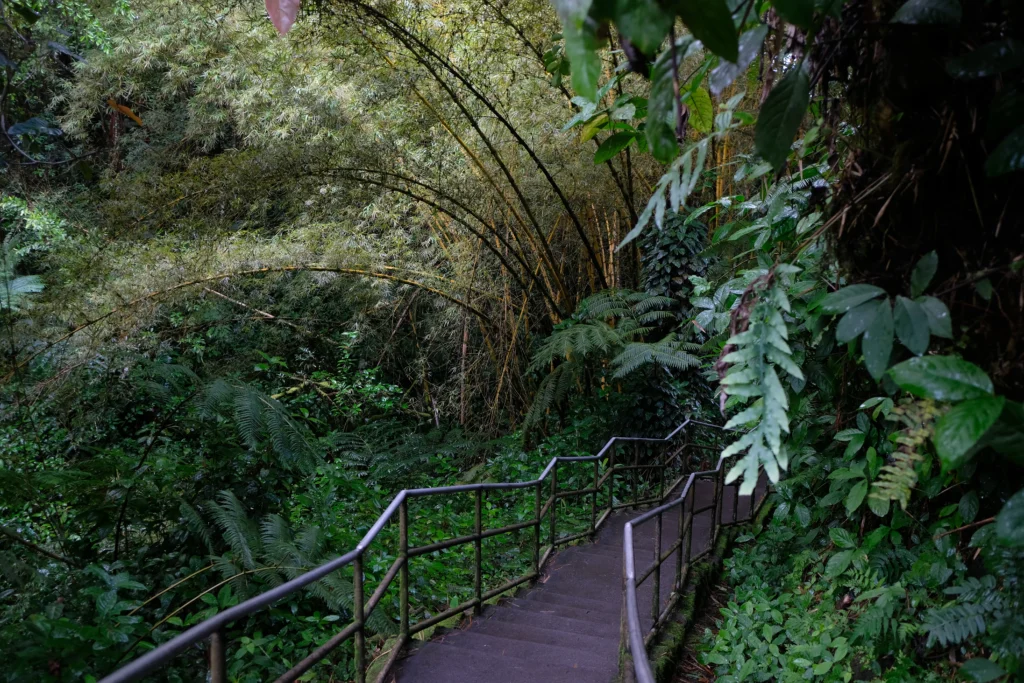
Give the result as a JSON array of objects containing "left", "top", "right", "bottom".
[
  {"left": 773, "top": 0, "right": 814, "bottom": 29},
  {"left": 960, "top": 657, "right": 1006, "bottom": 682},
  {"left": 845, "top": 480, "right": 868, "bottom": 514},
  {"left": 710, "top": 25, "right": 768, "bottom": 95},
  {"left": 678, "top": 0, "right": 739, "bottom": 62},
  {"left": 826, "top": 549, "right": 854, "bottom": 576},
  {"left": 835, "top": 428, "right": 863, "bottom": 442},
  {"left": 613, "top": 0, "right": 673, "bottom": 55},
  {"left": 844, "top": 433, "right": 865, "bottom": 458},
  {"left": 918, "top": 296, "right": 953, "bottom": 338},
  {"left": 646, "top": 40, "right": 689, "bottom": 162},
  {"left": 795, "top": 503, "right": 811, "bottom": 526},
  {"left": 894, "top": 296, "right": 930, "bottom": 355},
  {"left": 887, "top": 355, "right": 994, "bottom": 401},
  {"left": 813, "top": 661, "right": 833, "bottom": 676},
  {"left": 947, "top": 39, "right": 1024, "bottom": 80},
  {"left": 995, "top": 487, "right": 1024, "bottom": 547},
  {"left": 959, "top": 490, "right": 980, "bottom": 524},
  {"left": 563, "top": 18, "right": 605, "bottom": 100},
  {"left": 868, "top": 495, "right": 891, "bottom": 517},
  {"left": 985, "top": 123, "right": 1024, "bottom": 177},
  {"left": 593, "top": 132, "right": 635, "bottom": 163},
  {"left": 821, "top": 284, "right": 887, "bottom": 314},
  {"left": 935, "top": 396, "right": 1004, "bottom": 470},
  {"left": 891, "top": 0, "right": 961, "bottom": 25},
  {"left": 688, "top": 87, "right": 714, "bottom": 134},
  {"left": 755, "top": 63, "right": 810, "bottom": 170},
  {"left": 910, "top": 250, "right": 938, "bottom": 297},
  {"left": 862, "top": 299, "right": 893, "bottom": 380},
  {"left": 96, "top": 589, "right": 118, "bottom": 617},
  {"left": 835, "top": 300, "right": 879, "bottom": 343},
  {"left": 829, "top": 527, "right": 857, "bottom": 549},
  {"left": 988, "top": 85, "right": 1024, "bottom": 141}
]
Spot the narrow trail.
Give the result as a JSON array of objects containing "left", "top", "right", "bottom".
[{"left": 394, "top": 479, "right": 744, "bottom": 683}]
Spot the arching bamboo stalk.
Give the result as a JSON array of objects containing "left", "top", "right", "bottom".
[{"left": 342, "top": 0, "right": 609, "bottom": 288}]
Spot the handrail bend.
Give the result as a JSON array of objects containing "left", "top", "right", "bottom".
[{"left": 101, "top": 417, "right": 711, "bottom": 683}]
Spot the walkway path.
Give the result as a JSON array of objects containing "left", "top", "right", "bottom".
[{"left": 393, "top": 479, "right": 744, "bottom": 683}]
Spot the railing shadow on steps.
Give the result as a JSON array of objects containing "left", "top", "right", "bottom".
[
  {"left": 99, "top": 418, "right": 734, "bottom": 683},
  {"left": 622, "top": 425, "right": 770, "bottom": 683}
]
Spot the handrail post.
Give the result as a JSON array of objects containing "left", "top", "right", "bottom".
[
  {"left": 590, "top": 459, "right": 598, "bottom": 532},
  {"left": 732, "top": 484, "right": 739, "bottom": 525},
  {"left": 657, "top": 444, "right": 665, "bottom": 501},
  {"left": 354, "top": 553, "right": 365, "bottom": 683},
  {"left": 399, "top": 498, "right": 410, "bottom": 639},
  {"left": 474, "top": 488, "right": 483, "bottom": 614},
  {"left": 675, "top": 491, "right": 685, "bottom": 591},
  {"left": 549, "top": 462, "right": 558, "bottom": 548},
  {"left": 684, "top": 492, "right": 693, "bottom": 584},
  {"left": 607, "top": 442, "right": 616, "bottom": 510},
  {"left": 209, "top": 628, "right": 226, "bottom": 683},
  {"left": 652, "top": 512, "right": 662, "bottom": 624},
  {"left": 533, "top": 481, "right": 541, "bottom": 574},
  {"left": 632, "top": 443, "right": 640, "bottom": 508}
]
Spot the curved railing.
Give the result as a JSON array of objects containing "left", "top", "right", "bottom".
[
  {"left": 100, "top": 418, "right": 716, "bottom": 683},
  {"left": 622, "top": 422, "right": 769, "bottom": 683}
]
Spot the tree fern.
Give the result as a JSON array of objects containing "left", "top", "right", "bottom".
[
  {"left": 612, "top": 335, "right": 700, "bottom": 378},
  {"left": 202, "top": 380, "right": 321, "bottom": 473},
  {"left": 526, "top": 289, "right": 697, "bottom": 431},
  {"left": 180, "top": 501, "right": 215, "bottom": 555},
  {"left": 209, "top": 491, "right": 260, "bottom": 570}
]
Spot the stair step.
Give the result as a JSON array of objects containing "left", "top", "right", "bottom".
[
  {"left": 396, "top": 642, "right": 610, "bottom": 683},
  {"left": 483, "top": 603, "right": 620, "bottom": 639},
  {"left": 509, "top": 594, "right": 622, "bottom": 623},
  {"left": 516, "top": 587, "right": 620, "bottom": 614},
  {"left": 435, "top": 629, "right": 615, "bottom": 671},
  {"left": 472, "top": 618, "right": 619, "bottom": 651}
]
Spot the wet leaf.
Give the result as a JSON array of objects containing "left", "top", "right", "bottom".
[
  {"left": 888, "top": 356, "right": 993, "bottom": 401},
  {"left": 935, "top": 396, "right": 1004, "bottom": 471}
]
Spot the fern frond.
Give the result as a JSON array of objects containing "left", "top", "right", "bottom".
[
  {"left": 180, "top": 500, "right": 215, "bottom": 555},
  {"left": 209, "top": 490, "right": 259, "bottom": 570},
  {"left": 922, "top": 603, "right": 988, "bottom": 647},
  {"left": 611, "top": 335, "right": 701, "bottom": 378}
]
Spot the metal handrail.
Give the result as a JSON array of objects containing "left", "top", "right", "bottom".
[
  {"left": 621, "top": 421, "right": 769, "bottom": 683},
  {"left": 100, "top": 418, "right": 710, "bottom": 683}
]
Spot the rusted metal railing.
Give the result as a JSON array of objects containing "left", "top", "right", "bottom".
[
  {"left": 100, "top": 418, "right": 719, "bottom": 683},
  {"left": 622, "top": 422, "right": 769, "bottom": 683}
]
